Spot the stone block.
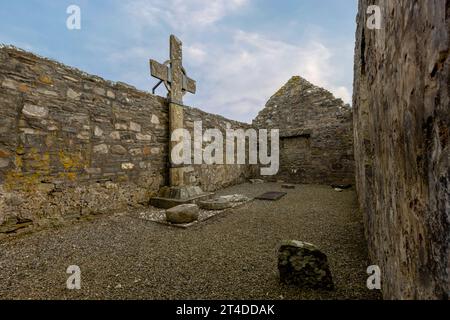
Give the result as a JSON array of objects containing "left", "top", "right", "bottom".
[
  {"left": 111, "top": 145, "right": 127, "bottom": 155},
  {"left": 129, "top": 122, "right": 141, "bottom": 132},
  {"left": 93, "top": 144, "right": 109, "bottom": 154},
  {"left": 22, "top": 104, "right": 48, "bottom": 118},
  {"left": 94, "top": 126, "right": 104, "bottom": 137},
  {"left": 121, "top": 163, "right": 135, "bottom": 170},
  {"left": 278, "top": 240, "right": 334, "bottom": 290},
  {"left": 136, "top": 133, "right": 152, "bottom": 141},
  {"left": 165, "top": 204, "right": 199, "bottom": 224},
  {"left": 67, "top": 88, "right": 81, "bottom": 100},
  {"left": 110, "top": 131, "right": 121, "bottom": 140},
  {"left": 151, "top": 114, "right": 160, "bottom": 124}
]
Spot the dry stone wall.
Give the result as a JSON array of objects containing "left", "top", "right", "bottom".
[
  {"left": 353, "top": 0, "right": 449, "bottom": 299},
  {"left": 184, "top": 107, "right": 257, "bottom": 192},
  {"left": 253, "top": 76, "right": 354, "bottom": 185},
  {"left": 0, "top": 46, "right": 252, "bottom": 235}
]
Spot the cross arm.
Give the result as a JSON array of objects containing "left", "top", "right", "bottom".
[{"left": 150, "top": 59, "right": 196, "bottom": 94}]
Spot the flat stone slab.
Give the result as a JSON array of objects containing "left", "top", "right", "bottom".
[
  {"left": 219, "top": 194, "right": 251, "bottom": 203},
  {"left": 150, "top": 192, "right": 214, "bottom": 209},
  {"left": 331, "top": 184, "right": 352, "bottom": 190},
  {"left": 138, "top": 194, "right": 252, "bottom": 228},
  {"left": 255, "top": 192, "right": 287, "bottom": 201},
  {"left": 278, "top": 240, "right": 334, "bottom": 290}
]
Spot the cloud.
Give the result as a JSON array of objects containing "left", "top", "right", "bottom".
[
  {"left": 123, "top": 0, "right": 248, "bottom": 30},
  {"left": 113, "top": 1, "right": 353, "bottom": 123},
  {"left": 183, "top": 30, "right": 353, "bottom": 122}
]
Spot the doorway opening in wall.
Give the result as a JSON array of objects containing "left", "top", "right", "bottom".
[{"left": 279, "top": 133, "right": 311, "bottom": 183}]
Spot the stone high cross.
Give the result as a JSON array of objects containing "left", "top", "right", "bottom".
[{"left": 150, "top": 35, "right": 196, "bottom": 188}]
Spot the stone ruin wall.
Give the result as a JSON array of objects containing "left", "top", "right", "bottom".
[
  {"left": 0, "top": 46, "right": 252, "bottom": 235},
  {"left": 183, "top": 107, "right": 257, "bottom": 192},
  {"left": 253, "top": 76, "right": 355, "bottom": 185},
  {"left": 353, "top": 0, "right": 449, "bottom": 299}
]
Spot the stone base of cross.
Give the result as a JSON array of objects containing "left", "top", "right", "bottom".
[{"left": 149, "top": 35, "right": 213, "bottom": 208}]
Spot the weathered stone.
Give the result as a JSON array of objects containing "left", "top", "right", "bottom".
[
  {"left": 278, "top": 240, "right": 334, "bottom": 290},
  {"left": 129, "top": 148, "right": 143, "bottom": 156},
  {"left": 94, "top": 126, "right": 103, "bottom": 137},
  {"left": 115, "top": 123, "right": 128, "bottom": 131},
  {"left": 165, "top": 204, "right": 199, "bottom": 224},
  {"left": 2, "top": 79, "right": 18, "bottom": 90},
  {"left": 151, "top": 114, "right": 160, "bottom": 124},
  {"left": 105, "top": 182, "right": 118, "bottom": 190},
  {"left": 67, "top": 88, "right": 81, "bottom": 100},
  {"left": 93, "top": 87, "right": 105, "bottom": 96},
  {"left": 110, "top": 131, "right": 121, "bottom": 140},
  {"left": 0, "top": 159, "right": 10, "bottom": 168},
  {"left": 76, "top": 131, "right": 90, "bottom": 140},
  {"left": 36, "top": 183, "right": 55, "bottom": 194},
  {"left": 85, "top": 168, "right": 101, "bottom": 175},
  {"left": 63, "top": 75, "right": 79, "bottom": 82},
  {"left": 136, "top": 133, "right": 152, "bottom": 141},
  {"left": 129, "top": 122, "right": 141, "bottom": 132},
  {"left": 111, "top": 145, "right": 127, "bottom": 155},
  {"left": 22, "top": 104, "right": 48, "bottom": 118},
  {"left": 353, "top": 0, "right": 450, "bottom": 300},
  {"left": 93, "top": 144, "right": 108, "bottom": 154},
  {"left": 0, "top": 149, "right": 10, "bottom": 158},
  {"left": 250, "top": 179, "right": 264, "bottom": 184},
  {"left": 106, "top": 90, "right": 115, "bottom": 99},
  {"left": 38, "top": 75, "right": 53, "bottom": 85},
  {"left": 121, "top": 163, "right": 135, "bottom": 170},
  {"left": 219, "top": 194, "right": 250, "bottom": 203},
  {"left": 37, "top": 89, "right": 58, "bottom": 97},
  {"left": 282, "top": 184, "right": 295, "bottom": 189}
]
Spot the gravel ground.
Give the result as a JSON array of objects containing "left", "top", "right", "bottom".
[{"left": 0, "top": 183, "right": 381, "bottom": 300}]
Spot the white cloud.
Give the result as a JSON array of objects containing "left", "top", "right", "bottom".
[
  {"left": 113, "top": 2, "right": 353, "bottom": 123},
  {"left": 124, "top": 0, "right": 248, "bottom": 30},
  {"left": 184, "top": 30, "right": 353, "bottom": 122}
]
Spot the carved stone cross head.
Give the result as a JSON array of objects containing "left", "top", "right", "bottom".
[{"left": 150, "top": 35, "right": 196, "bottom": 105}]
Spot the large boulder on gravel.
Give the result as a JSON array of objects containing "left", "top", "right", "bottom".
[
  {"left": 278, "top": 240, "right": 334, "bottom": 290},
  {"left": 165, "top": 204, "right": 199, "bottom": 224}
]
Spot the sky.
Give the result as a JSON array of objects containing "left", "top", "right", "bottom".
[{"left": 0, "top": 0, "right": 358, "bottom": 123}]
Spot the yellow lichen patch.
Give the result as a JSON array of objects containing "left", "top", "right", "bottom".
[
  {"left": 18, "top": 84, "right": 29, "bottom": 93},
  {"left": 14, "top": 155, "right": 23, "bottom": 169},
  {"left": 16, "top": 145, "right": 25, "bottom": 155},
  {"left": 58, "top": 150, "right": 87, "bottom": 170},
  {"left": 58, "top": 172, "right": 77, "bottom": 180},
  {"left": 4, "top": 171, "right": 41, "bottom": 192},
  {"left": 38, "top": 75, "right": 53, "bottom": 85},
  {"left": 26, "top": 149, "right": 51, "bottom": 175}
]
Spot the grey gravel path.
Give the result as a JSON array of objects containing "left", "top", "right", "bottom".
[{"left": 0, "top": 183, "right": 381, "bottom": 300}]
